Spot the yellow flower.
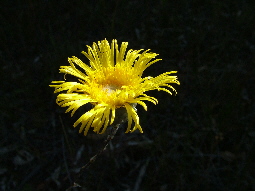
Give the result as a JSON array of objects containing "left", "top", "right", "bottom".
[{"left": 50, "top": 39, "right": 180, "bottom": 135}]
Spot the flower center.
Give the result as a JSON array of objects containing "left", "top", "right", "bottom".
[{"left": 102, "top": 84, "right": 121, "bottom": 94}]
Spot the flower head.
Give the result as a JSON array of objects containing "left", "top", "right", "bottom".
[{"left": 50, "top": 39, "right": 180, "bottom": 135}]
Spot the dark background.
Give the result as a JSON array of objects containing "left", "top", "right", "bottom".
[{"left": 1, "top": 0, "right": 255, "bottom": 190}]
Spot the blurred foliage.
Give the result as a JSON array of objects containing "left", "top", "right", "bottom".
[{"left": 0, "top": 0, "right": 255, "bottom": 190}]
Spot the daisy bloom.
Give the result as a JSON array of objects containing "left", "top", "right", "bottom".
[{"left": 50, "top": 39, "right": 180, "bottom": 135}]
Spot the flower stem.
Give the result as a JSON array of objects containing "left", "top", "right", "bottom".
[{"left": 66, "top": 123, "right": 120, "bottom": 190}]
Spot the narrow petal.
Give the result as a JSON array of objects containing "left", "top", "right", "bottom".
[
  {"left": 129, "top": 106, "right": 142, "bottom": 133},
  {"left": 124, "top": 103, "right": 133, "bottom": 133},
  {"left": 98, "top": 107, "right": 111, "bottom": 134},
  {"left": 133, "top": 100, "right": 148, "bottom": 111},
  {"left": 124, "top": 104, "right": 143, "bottom": 133},
  {"left": 74, "top": 109, "right": 95, "bottom": 135},
  {"left": 110, "top": 106, "right": 116, "bottom": 125},
  {"left": 92, "top": 107, "right": 107, "bottom": 133}
]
